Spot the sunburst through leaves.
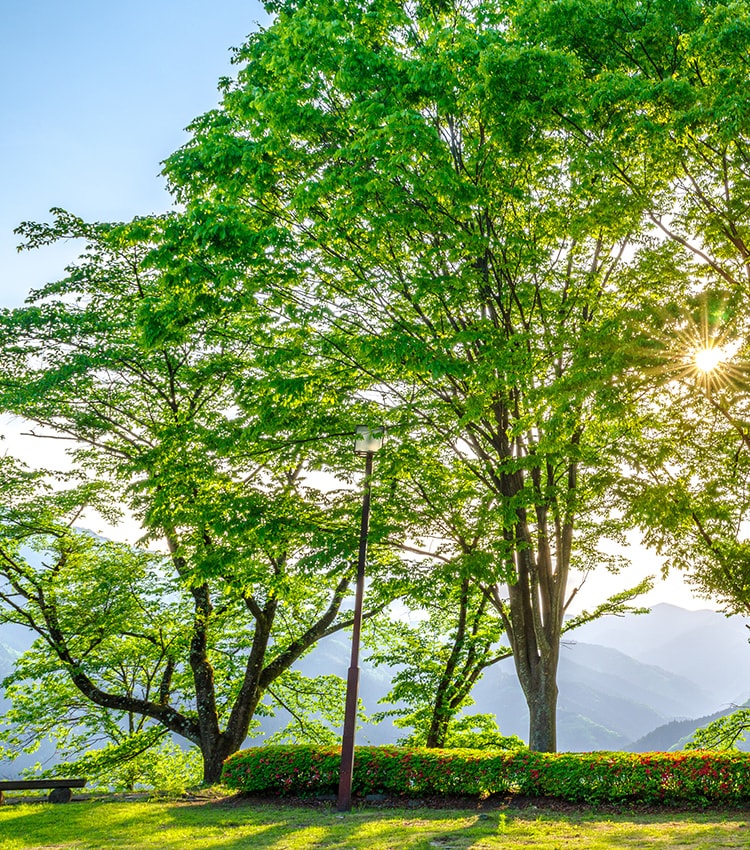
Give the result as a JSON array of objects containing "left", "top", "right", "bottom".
[
  {"left": 642, "top": 293, "right": 746, "bottom": 394},
  {"left": 694, "top": 344, "right": 727, "bottom": 375}
]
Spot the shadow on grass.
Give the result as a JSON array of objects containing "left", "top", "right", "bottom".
[{"left": 2, "top": 798, "right": 750, "bottom": 850}]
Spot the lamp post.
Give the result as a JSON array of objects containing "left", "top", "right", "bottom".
[{"left": 337, "top": 425, "right": 384, "bottom": 812}]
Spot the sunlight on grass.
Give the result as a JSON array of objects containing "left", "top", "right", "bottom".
[{"left": 1, "top": 801, "right": 749, "bottom": 850}]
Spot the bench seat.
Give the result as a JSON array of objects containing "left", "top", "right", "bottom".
[{"left": 0, "top": 778, "right": 86, "bottom": 804}]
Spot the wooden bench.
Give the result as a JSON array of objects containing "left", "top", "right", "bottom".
[{"left": 0, "top": 778, "right": 86, "bottom": 804}]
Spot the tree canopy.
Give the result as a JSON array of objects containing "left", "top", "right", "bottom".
[
  {"left": 157, "top": 0, "right": 661, "bottom": 750},
  {"left": 3, "top": 0, "right": 750, "bottom": 782},
  {"left": 0, "top": 212, "right": 402, "bottom": 783}
]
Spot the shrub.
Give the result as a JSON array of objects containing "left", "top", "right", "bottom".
[
  {"left": 441, "top": 714, "right": 526, "bottom": 751},
  {"left": 222, "top": 746, "right": 750, "bottom": 805}
]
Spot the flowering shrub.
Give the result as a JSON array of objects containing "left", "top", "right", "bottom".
[{"left": 221, "top": 746, "right": 750, "bottom": 804}]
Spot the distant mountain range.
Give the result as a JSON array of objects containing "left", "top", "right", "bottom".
[
  {"left": 358, "top": 603, "right": 750, "bottom": 751},
  {"left": 296, "top": 603, "right": 750, "bottom": 752},
  {"left": 571, "top": 604, "right": 750, "bottom": 707},
  {"left": 467, "top": 604, "right": 750, "bottom": 751},
  {"left": 2, "top": 603, "right": 749, "bottom": 779},
  {"left": 0, "top": 642, "right": 19, "bottom": 686},
  {"left": 625, "top": 703, "right": 750, "bottom": 752}
]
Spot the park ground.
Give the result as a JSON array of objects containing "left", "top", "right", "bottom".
[{"left": 2, "top": 792, "right": 750, "bottom": 849}]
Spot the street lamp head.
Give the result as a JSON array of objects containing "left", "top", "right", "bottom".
[{"left": 354, "top": 425, "right": 384, "bottom": 455}]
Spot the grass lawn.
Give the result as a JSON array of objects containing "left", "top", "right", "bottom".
[{"left": 2, "top": 797, "right": 750, "bottom": 850}]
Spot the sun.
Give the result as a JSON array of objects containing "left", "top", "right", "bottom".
[
  {"left": 694, "top": 345, "right": 726, "bottom": 374},
  {"left": 641, "top": 296, "right": 743, "bottom": 393}
]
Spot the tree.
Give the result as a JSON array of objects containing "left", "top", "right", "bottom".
[
  {"left": 521, "top": 1, "right": 750, "bottom": 756},
  {"left": 0, "top": 212, "right": 398, "bottom": 783},
  {"left": 160, "top": 0, "right": 655, "bottom": 750},
  {"left": 2, "top": 642, "right": 203, "bottom": 792},
  {"left": 519, "top": 0, "right": 750, "bottom": 293},
  {"left": 611, "top": 287, "right": 750, "bottom": 614},
  {"left": 687, "top": 706, "right": 750, "bottom": 750},
  {"left": 521, "top": 0, "right": 750, "bottom": 613},
  {"left": 369, "top": 570, "right": 512, "bottom": 748},
  {"left": 367, "top": 433, "right": 648, "bottom": 749}
]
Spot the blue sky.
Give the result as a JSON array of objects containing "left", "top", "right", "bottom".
[{"left": 0, "top": 0, "right": 268, "bottom": 305}]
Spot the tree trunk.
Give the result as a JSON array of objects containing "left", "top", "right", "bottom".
[
  {"left": 526, "top": 666, "right": 558, "bottom": 752},
  {"left": 504, "top": 625, "right": 560, "bottom": 754},
  {"left": 426, "top": 579, "right": 470, "bottom": 748},
  {"left": 426, "top": 708, "right": 450, "bottom": 748},
  {"left": 492, "top": 506, "right": 568, "bottom": 754},
  {"left": 200, "top": 735, "right": 240, "bottom": 785}
]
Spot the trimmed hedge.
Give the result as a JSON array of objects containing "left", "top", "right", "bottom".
[{"left": 222, "top": 745, "right": 750, "bottom": 805}]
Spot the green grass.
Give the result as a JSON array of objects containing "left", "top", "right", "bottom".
[{"left": 2, "top": 798, "right": 750, "bottom": 850}]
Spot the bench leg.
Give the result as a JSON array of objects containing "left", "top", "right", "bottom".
[{"left": 48, "top": 787, "right": 73, "bottom": 804}]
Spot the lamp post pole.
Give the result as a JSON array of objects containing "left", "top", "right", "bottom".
[{"left": 338, "top": 427, "right": 382, "bottom": 812}]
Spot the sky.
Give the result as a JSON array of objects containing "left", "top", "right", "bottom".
[
  {"left": 0, "top": 1, "right": 719, "bottom": 612},
  {"left": 1, "top": 0, "right": 269, "bottom": 304}
]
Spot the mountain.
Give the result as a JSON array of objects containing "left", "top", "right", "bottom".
[
  {"left": 558, "top": 641, "right": 717, "bottom": 719},
  {"left": 571, "top": 604, "right": 750, "bottom": 707},
  {"left": 0, "top": 641, "right": 19, "bottom": 685},
  {"left": 0, "top": 637, "right": 55, "bottom": 780},
  {"left": 625, "top": 704, "right": 750, "bottom": 753},
  {"left": 466, "top": 638, "right": 719, "bottom": 751},
  {"left": 0, "top": 625, "right": 33, "bottom": 713},
  {"left": 369, "top": 604, "right": 750, "bottom": 751}
]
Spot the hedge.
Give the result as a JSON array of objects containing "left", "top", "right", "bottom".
[{"left": 221, "top": 745, "right": 750, "bottom": 804}]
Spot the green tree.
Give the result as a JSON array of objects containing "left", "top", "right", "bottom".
[
  {"left": 527, "top": 5, "right": 750, "bottom": 763},
  {"left": 519, "top": 0, "right": 750, "bottom": 292},
  {"left": 525, "top": 0, "right": 750, "bottom": 610},
  {"left": 368, "top": 430, "right": 649, "bottom": 749},
  {"left": 613, "top": 287, "right": 750, "bottom": 614},
  {"left": 687, "top": 706, "right": 750, "bottom": 750},
  {"left": 2, "top": 645, "right": 203, "bottom": 793},
  {"left": 160, "top": 0, "right": 656, "bottom": 751},
  {"left": 0, "top": 213, "right": 396, "bottom": 784},
  {"left": 369, "top": 572, "right": 512, "bottom": 748}
]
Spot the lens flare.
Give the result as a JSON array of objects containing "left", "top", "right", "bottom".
[
  {"left": 635, "top": 293, "right": 747, "bottom": 394},
  {"left": 694, "top": 346, "right": 725, "bottom": 374}
]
